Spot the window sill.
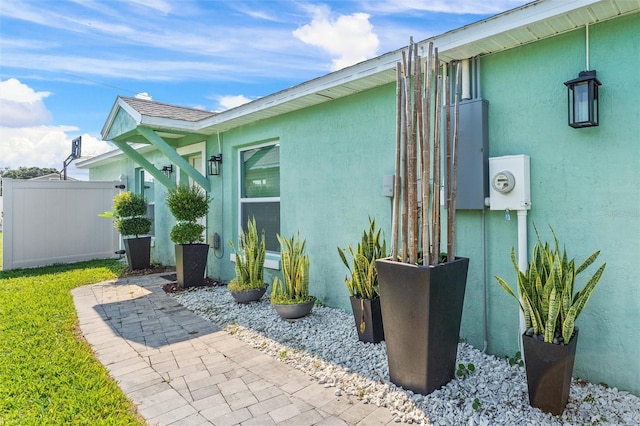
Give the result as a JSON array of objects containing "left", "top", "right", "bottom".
[{"left": 230, "top": 253, "right": 281, "bottom": 270}]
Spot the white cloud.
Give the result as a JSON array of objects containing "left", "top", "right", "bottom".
[
  {"left": 0, "top": 78, "right": 52, "bottom": 127},
  {"left": 293, "top": 6, "right": 379, "bottom": 71},
  {"left": 216, "top": 95, "right": 253, "bottom": 111},
  {"left": 0, "top": 79, "right": 112, "bottom": 179}
]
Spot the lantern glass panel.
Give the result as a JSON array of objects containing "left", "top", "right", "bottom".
[{"left": 572, "top": 82, "right": 589, "bottom": 124}]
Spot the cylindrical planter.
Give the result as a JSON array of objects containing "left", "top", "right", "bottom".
[
  {"left": 273, "top": 297, "right": 316, "bottom": 320},
  {"left": 522, "top": 328, "right": 579, "bottom": 415},
  {"left": 350, "top": 296, "right": 384, "bottom": 343},
  {"left": 376, "top": 257, "right": 469, "bottom": 395},
  {"left": 230, "top": 287, "right": 267, "bottom": 304},
  {"left": 175, "top": 244, "right": 209, "bottom": 288},
  {"left": 123, "top": 236, "right": 151, "bottom": 270}
]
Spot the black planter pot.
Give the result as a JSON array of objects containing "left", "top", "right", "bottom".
[
  {"left": 175, "top": 244, "right": 209, "bottom": 288},
  {"left": 230, "top": 287, "right": 267, "bottom": 304},
  {"left": 522, "top": 328, "right": 579, "bottom": 415},
  {"left": 349, "top": 296, "right": 384, "bottom": 343},
  {"left": 273, "top": 296, "right": 316, "bottom": 320},
  {"left": 376, "top": 257, "right": 469, "bottom": 395},
  {"left": 123, "top": 236, "right": 151, "bottom": 270}
]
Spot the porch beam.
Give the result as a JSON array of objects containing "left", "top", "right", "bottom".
[
  {"left": 137, "top": 127, "right": 210, "bottom": 192},
  {"left": 110, "top": 139, "right": 175, "bottom": 189}
]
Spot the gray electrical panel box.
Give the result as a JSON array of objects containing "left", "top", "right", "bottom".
[{"left": 448, "top": 98, "right": 489, "bottom": 210}]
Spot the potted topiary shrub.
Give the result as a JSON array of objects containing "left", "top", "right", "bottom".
[
  {"left": 338, "top": 218, "right": 386, "bottom": 343},
  {"left": 495, "top": 226, "right": 606, "bottom": 415},
  {"left": 112, "top": 191, "right": 152, "bottom": 270},
  {"left": 166, "top": 184, "right": 210, "bottom": 288},
  {"left": 228, "top": 217, "right": 267, "bottom": 303},
  {"left": 375, "top": 40, "right": 469, "bottom": 395},
  {"left": 271, "top": 232, "right": 315, "bottom": 320}
]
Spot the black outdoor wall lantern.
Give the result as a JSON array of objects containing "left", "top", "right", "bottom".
[
  {"left": 208, "top": 154, "right": 222, "bottom": 176},
  {"left": 161, "top": 164, "right": 173, "bottom": 178},
  {"left": 564, "top": 70, "right": 601, "bottom": 128}
]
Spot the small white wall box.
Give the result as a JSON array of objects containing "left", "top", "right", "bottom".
[
  {"left": 382, "top": 174, "right": 394, "bottom": 197},
  {"left": 489, "top": 154, "right": 531, "bottom": 211}
]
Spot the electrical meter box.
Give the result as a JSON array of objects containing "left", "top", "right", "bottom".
[{"left": 489, "top": 155, "right": 531, "bottom": 210}]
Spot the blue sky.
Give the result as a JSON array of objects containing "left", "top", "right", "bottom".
[{"left": 0, "top": 0, "right": 528, "bottom": 179}]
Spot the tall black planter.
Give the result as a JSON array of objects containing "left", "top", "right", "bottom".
[
  {"left": 523, "top": 328, "right": 579, "bottom": 415},
  {"left": 376, "top": 257, "right": 469, "bottom": 395},
  {"left": 123, "top": 236, "right": 151, "bottom": 270},
  {"left": 175, "top": 243, "right": 209, "bottom": 288},
  {"left": 350, "top": 296, "right": 384, "bottom": 343}
]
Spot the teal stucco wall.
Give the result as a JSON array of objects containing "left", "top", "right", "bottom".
[
  {"left": 467, "top": 13, "right": 639, "bottom": 393},
  {"left": 89, "top": 12, "right": 639, "bottom": 395},
  {"left": 215, "top": 84, "right": 397, "bottom": 309}
]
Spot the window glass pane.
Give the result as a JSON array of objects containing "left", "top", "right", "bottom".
[
  {"left": 242, "top": 145, "right": 280, "bottom": 198},
  {"left": 242, "top": 203, "right": 280, "bottom": 252},
  {"left": 147, "top": 203, "right": 155, "bottom": 237}
]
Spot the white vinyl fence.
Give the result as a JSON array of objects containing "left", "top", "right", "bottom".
[{"left": 1, "top": 178, "right": 120, "bottom": 270}]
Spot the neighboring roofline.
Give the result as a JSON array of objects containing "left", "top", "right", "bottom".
[
  {"left": 75, "top": 143, "right": 156, "bottom": 169},
  {"left": 100, "top": 96, "right": 214, "bottom": 139}
]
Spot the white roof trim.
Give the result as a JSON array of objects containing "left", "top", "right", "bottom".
[
  {"left": 97, "top": 0, "right": 638, "bottom": 148},
  {"left": 75, "top": 143, "right": 155, "bottom": 168}
]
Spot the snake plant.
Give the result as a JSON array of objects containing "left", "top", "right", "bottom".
[
  {"left": 228, "top": 217, "right": 266, "bottom": 291},
  {"left": 495, "top": 226, "right": 606, "bottom": 344},
  {"left": 338, "top": 218, "right": 387, "bottom": 300},
  {"left": 271, "top": 232, "right": 311, "bottom": 304}
]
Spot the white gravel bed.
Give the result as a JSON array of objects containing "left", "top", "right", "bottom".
[{"left": 172, "top": 286, "right": 640, "bottom": 425}]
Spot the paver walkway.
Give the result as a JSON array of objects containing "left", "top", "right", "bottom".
[{"left": 72, "top": 273, "right": 397, "bottom": 425}]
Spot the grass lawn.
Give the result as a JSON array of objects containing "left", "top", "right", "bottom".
[{"left": 0, "top": 258, "right": 146, "bottom": 425}]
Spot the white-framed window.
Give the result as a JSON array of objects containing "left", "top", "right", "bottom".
[{"left": 239, "top": 142, "right": 280, "bottom": 252}]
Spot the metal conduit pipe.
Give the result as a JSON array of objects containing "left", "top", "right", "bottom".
[{"left": 461, "top": 59, "right": 471, "bottom": 100}]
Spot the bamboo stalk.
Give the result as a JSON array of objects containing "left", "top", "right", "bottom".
[
  {"left": 431, "top": 53, "right": 441, "bottom": 265},
  {"left": 448, "top": 62, "right": 463, "bottom": 262},
  {"left": 414, "top": 46, "right": 423, "bottom": 264},
  {"left": 421, "top": 42, "right": 433, "bottom": 266},
  {"left": 409, "top": 43, "right": 421, "bottom": 264},
  {"left": 445, "top": 67, "right": 452, "bottom": 261},
  {"left": 400, "top": 51, "right": 409, "bottom": 262},
  {"left": 391, "top": 62, "right": 402, "bottom": 261},
  {"left": 406, "top": 46, "right": 415, "bottom": 264}
]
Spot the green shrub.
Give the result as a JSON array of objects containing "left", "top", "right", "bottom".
[
  {"left": 166, "top": 185, "right": 210, "bottom": 244},
  {"left": 271, "top": 232, "right": 311, "bottom": 304},
  {"left": 228, "top": 217, "right": 266, "bottom": 291},
  {"left": 337, "top": 217, "right": 386, "bottom": 299},
  {"left": 169, "top": 222, "right": 205, "bottom": 245},
  {"left": 112, "top": 191, "right": 151, "bottom": 237},
  {"left": 495, "top": 226, "right": 606, "bottom": 344},
  {"left": 166, "top": 184, "right": 209, "bottom": 223}
]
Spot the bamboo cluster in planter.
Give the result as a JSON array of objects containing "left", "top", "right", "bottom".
[
  {"left": 376, "top": 39, "right": 470, "bottom": 395},
  {"left": 390, "top": 39, "right": 462, "bottom": 263}
]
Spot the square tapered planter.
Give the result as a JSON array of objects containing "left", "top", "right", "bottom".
[
  {"left": 175, "top": 243, "right": 209, "bottom": 288},
  {"left": 523, "top": 328, "right": 579, "bottom": 415},
  {"left": 350, "top": 296, "right": 384, "bottom": 343},
  {"left": 376, "top": 257, "right": 469, "bottom": 395},
  {"left": 123, "top": 236, "right": 151, "bottom": 270}
]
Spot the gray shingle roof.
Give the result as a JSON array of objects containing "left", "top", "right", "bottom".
[{"left": 121, "top": 96, "right": 216, "bottom": 122}]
